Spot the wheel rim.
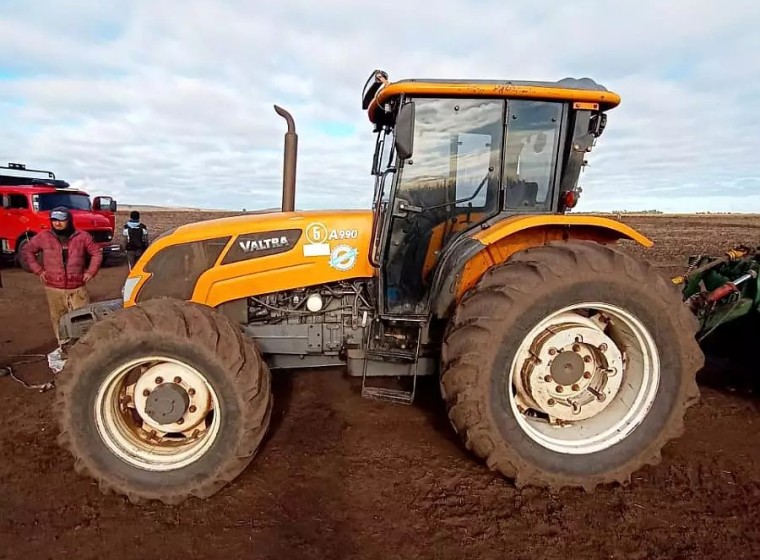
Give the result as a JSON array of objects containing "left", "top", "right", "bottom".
[
  {"left": 508, "top": 302, "right": 660, "bottom": 455},
  {"left": 94, "top": 356, "right": 221, "bottom": 471}
]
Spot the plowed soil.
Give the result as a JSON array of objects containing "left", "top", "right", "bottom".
[{"left": 1, "top": 211, "right": 759, "bottom": 560}]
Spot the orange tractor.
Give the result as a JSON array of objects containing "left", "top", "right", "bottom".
[{"left": 55, "top": 70, "right": 702, "bottom": 504}]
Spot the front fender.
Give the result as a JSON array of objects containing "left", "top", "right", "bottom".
[{"left": 429, "top": 214, "right": 652, "bottom": 318}]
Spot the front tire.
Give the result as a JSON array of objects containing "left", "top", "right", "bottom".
[
  {"left": 16, "top": 238, "right": 37, "bottom": 272},
  {"left": 55, "top": 299, "right": 272, "bottom": 504},
  {"left": 440, "top": 240, "right": 703, "bottom": 490}
]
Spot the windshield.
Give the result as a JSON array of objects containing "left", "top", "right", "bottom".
[
  {"left": 368, "top": 125, "right": 399, "bottom": 265},
  {"left": 371, "top": 126, "right": 396, "bottom": 199},
  {"left": 38, "top": 192, "right": 92, "bottom": 211}
]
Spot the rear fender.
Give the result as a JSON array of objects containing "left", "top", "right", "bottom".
[{"left": 430, "top": 214, "right": 652, "bottom": 318}]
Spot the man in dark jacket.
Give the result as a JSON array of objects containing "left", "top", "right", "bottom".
[
  {"left": 22, "top": 206, "right": 103, "bottom": 345},
  {"left": 122, "top": 210, "right": 149, "bottom": 270}
]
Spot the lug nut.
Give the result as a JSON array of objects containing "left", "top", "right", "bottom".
[
  {"left": 188, "top": 388, "right": 196, "bottom": 396},
  {"left": 177, "top": 418, "right": 184, "bottom": 425},
  {"left": 142, "top": 389, "right": 150, "bottom": 397},
  {"left": 547, "top": 399, "right": 556, "bottom": 406},
  {"left": 599, "top": 344, "right": 608, "bottom": 352},
  {"left": 189, "top": 405, "right": 197, "bottom": 413},
  {"left": 572, "top": 344, "right": 581, "bottom": 352},
  {"left": 174, "top": 376, "right": 182, "bottom": 384},
  {"left": 583, "top": 371, "right": 592, "bottom": 379},
  {"left": 548, "top": 348, "right": 557, "bottom": 356},
  {"left": 155, "top": 376, "right": 163, "bottom": 384},
  {"left": 544, "top": 375, "right": 552, "bottom": 382},
  {"left": 571, "top": 384, "right": 580, "bottom": 391},
  {"left": 556, "top": 385, "right": 564, "bottom": 393},
  {"left": 584, "top": 356, "right": 592, "bottom": 363}
]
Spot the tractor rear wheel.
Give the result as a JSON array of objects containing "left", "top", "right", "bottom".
[
  {"left": 440, "top": 240, "right": 703, "bottom": 490},
  {"left": 55, "top": 298, "right": 272, "bottom": 504}
]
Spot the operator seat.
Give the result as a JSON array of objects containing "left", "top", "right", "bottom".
[{"left": 505, "top": 181, "right": 539, "bottom": 208}]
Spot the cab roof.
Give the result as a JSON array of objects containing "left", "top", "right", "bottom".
[{"left": 367, "top": 77, "right": 621, "bottom": 123}]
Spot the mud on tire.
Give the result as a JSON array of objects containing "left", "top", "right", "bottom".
[
  {"left": 440, "top": 240, "right": 703, "bottom": 490},
  {"left": 55, "top": 298, "right": 272, "bottom": 505}
]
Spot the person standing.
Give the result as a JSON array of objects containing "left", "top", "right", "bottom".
[
  {"left": 22, "top": 206, "right": 103, "bottom": 345},
  {"left": 122, "top": 210, "right": 150, "bottom": 269}
]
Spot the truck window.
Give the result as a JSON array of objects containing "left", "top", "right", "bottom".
[
  {"left": 38, "top": 193, "right": 91, "bottom": 211},
  {"left": 7, "top": 194, "right": 28, "bottom": 209}
]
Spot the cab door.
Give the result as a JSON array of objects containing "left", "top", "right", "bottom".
[
  {"left": 1, "top": 192, "right": 32, "bottom": 250},
  {"left": 380, "top": 97, "right": 505, "bottom": 315}
]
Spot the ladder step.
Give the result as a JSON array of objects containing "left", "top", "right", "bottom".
[
  {"left": 365, "top": 348, "right": 417, "bottom": 361},
  {"left": 361, "top": 386, "right": 414, "bottom": 404}
]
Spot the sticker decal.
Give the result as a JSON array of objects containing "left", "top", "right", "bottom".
[
  {"left": 303, "top": 222, "right": 331, "bottom": 256},
  {"left": 329, "top": 244, "right": 358, "bottom": 272}
]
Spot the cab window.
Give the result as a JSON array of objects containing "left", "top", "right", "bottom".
[{"left": 503, "top": 100, "right": 563, "bottom": 211}]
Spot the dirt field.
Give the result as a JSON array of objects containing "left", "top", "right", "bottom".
[{"left": 1, "top": 211, "right": 759, "bottom": 560}]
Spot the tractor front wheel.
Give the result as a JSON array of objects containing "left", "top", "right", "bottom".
[
  {"left": 441, "top": 240, "right": 703, "bottom": 490},
  {"left": 55, "top": 299, "right": 272, "bottom": 504}
]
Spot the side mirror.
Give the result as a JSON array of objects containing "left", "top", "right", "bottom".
[
  {"left": 93, "top": 196, "right": 116, "bottom": 212},
  {"left": 394, "top": 101, "right": 415, "bottom": 160}
]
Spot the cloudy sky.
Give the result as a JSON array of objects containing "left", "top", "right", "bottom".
[{"left": 0, "top": 0, "right": 758, "bottom": 213}]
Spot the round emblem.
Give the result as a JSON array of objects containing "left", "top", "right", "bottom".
[
  {"left": 329, "top": 244, "right": 358, "bottom": 271},
  {"left": 305, "top": 222, "right": 328, "bottom": 244}
]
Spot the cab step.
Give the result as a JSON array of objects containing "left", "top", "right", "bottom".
[
  {"left": 360, "top": 319, "right": 422, "bottom": 404},
  {"left": 361, "top": 385, "right": 415, "bottom": 404},
  {"left": 364, "top": 347, "right": 417, "bottom": 361}
]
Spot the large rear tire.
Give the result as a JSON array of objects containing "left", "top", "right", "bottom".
[
  {"left": 440, "top": 240, "right": 703, "bottom": 490},
  {"left": 55, "top": 298, "right": 272, "bottom": 504}
]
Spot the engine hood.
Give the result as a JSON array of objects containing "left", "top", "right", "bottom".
[
  {"left": 68, "top": 209, "right": 111, "bottom": 230},
  {"left": 165, "top": 209, "right": 371, "bottom": 241},
  {"left": 125, "top": 209, "right": 378, "bottom": 308}
]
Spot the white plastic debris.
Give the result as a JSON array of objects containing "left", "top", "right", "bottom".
[{"left": 47, "top": 347, "right": 66, "bottom": 374}]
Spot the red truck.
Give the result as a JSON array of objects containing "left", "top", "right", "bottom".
[{"left": 0, "top": 162, "right": 122, "bottom": 271}]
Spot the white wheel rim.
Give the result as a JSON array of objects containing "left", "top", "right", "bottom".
[
  {"left": 508, "top": 302, "right": 660, "bottom": 455},
  {"left": 94, "top": 356, "right": 221, "bottom": 471}
]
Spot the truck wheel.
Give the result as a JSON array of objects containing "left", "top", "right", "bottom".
[
  {"left": 15, "top": 238, "right": 36, "bottom": 272},
  {"left": 440, "top": 240, "right": 703, "bottom": 490},
  {"left": 55, "top": 298, "right": 272, "bottom": 504}
]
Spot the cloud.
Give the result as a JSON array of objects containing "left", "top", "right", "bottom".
[{"left": 0, "top": 0, "right": 758, "bottom": 213}]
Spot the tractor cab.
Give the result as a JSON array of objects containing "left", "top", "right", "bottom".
[{"left": 361, "top": 70, "right": 619, "bottom": 316}]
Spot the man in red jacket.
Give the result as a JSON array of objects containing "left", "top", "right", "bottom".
[{"left": 22, "top": 206, "right": 103, "bottom": 345}]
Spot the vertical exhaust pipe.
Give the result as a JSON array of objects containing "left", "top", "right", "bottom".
[{"left": 274, "top": 105, "right": 297, "bottom": 212}]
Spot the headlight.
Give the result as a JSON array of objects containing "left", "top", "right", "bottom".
[{"left": 122, "top": 276, "right": 142, "bottom": 302}]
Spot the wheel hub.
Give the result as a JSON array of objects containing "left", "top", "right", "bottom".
[
  {"left": 131, "top": 362, "right": 213, "bottom": 434},
  {"left": 144, "top": 383, "right": 189, "bottom": 425},
  {"left": 550, "top": 351, "right": 585, "bottom": 385},
  {"left": 514, "top": 312, "right": 625, "bottom": 422}
]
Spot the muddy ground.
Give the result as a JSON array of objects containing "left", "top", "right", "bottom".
[{"left": 1, "top": 211, "right": 759, "bottom": 560}]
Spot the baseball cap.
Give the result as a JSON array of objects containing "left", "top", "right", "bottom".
[{"left": 50, "top": 208, "right": 70, "bottom": 221}]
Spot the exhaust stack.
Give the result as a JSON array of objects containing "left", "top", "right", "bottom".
[{"left": 274, "top": 105, "right": 297, "bottom": 212}]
